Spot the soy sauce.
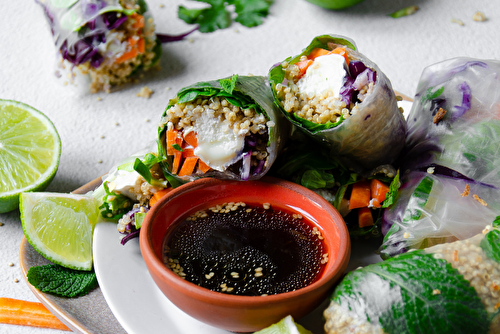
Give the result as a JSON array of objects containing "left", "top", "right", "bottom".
[{"left": 162, "top": 202, "right": 327, "bottom": 296}]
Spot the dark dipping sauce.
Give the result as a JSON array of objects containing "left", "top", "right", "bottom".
[{"left": 162, "top": 202, "right": 327, "bottom": 296}]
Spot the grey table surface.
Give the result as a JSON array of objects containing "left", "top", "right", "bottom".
[{"left": 1, "top": 0, "right": 499, "bottom": 333}]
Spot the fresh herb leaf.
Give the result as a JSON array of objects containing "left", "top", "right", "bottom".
[
  {"left": 332, "top": 251, "right": 489, "bottom": 333},
  {"left": 134, "top": 212, "right": 146, "bottom": 229},
  {"left": 480, "top": 226, "right": 500, "bottom": 264},
  {"left": 99, "top": 181, "right": 133, "bottom": 220},
  {"left": 234, "top": 0, "right": 273, "bottom": 28},
  {"left": 389, "top": 5, "right": 419, "bottom": 18},
  {"left": 421, "top": 86, "right": 445, "bottom": 105},
  {"left": 381, "top": 169, "right": 400, "bottom": 208},
  {"left": 172, "top": 144, "right": 183, "bottom": 152},
  {"left": 178, "top": 0, "right": 273, "bottom": 33},
  {"left": 27, "top": 264, "right": 97, "bottom": 298},
  {"left": 220, "top": 74, "right": 238, "bottom": 94},
  {"left": 300, "top": 169, "right": 335, "bottom": 189}
]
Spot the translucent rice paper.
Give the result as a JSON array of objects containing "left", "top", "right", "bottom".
[
  {"left": 158, "top": 75, "right": 291, "bottom": 182},
  {"left": 381, "top": 58, "right": 500, "bottom": 258},
  {"left": 381, "top": 170, "right": 499, "bottom": 258},
  {"left": 268, "top": 35, "right": 407, "bottom": 175}
]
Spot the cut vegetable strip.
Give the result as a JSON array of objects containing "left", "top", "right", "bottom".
[
  {"left": 358, "top": 207, "right": 374, "bottom": 227},
  {"left": 178, "top": 157, "right": 199, "bottom": 177},
  {"left": 149, "top": 188, "right": 172, "bottom": 206},
  {"left": 349, "top": 180, "right": 371, "bottom": 210},
  {"left": 0, "top": 297, "right": 70, "bottom": 331},
  {"left": 370, "top": 179, "right": 390, "bottom": 204}
]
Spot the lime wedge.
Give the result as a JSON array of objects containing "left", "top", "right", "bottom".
[
  {"left": 20, "top": 193, "right": 100, "bottom": 271},
  {"left": 255, "top": 316, "right": 313, "bottom": 334},
  {"left": 0, "top": 100, "right": 61, "bottom": 213}
]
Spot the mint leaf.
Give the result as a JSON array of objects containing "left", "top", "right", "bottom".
[
  {"left": 333, "top": 251, "right": 489, "bottom": 333},
  {"left": 234, "top": 0, "right": 273, "bottom": 28},
  {"left": 381, "top": 169, "right": 400, "bottom": 208},
  {"left": 27, "top": 264, "right": 97, "bottom": 298},
  {"left": 220, "top": 75, "right": 238, "bottom": 94},
  {"left": 480, "top": 228, "right": 500, "bottom": 264},
  {"left": 300, "top": 169, "right": 335, "bottom": 189}
]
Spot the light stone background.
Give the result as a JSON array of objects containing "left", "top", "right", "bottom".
[{"left": 1, "top": 0, "right": 499, "bottom": 333}]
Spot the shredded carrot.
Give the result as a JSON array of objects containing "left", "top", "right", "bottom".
[
  {"left": 0, "top": 298, "right": 70, "bottom": 331},
  {"left": 349, "top": 180, "right": 371, "bottom": 210},
  {"left": 197, "top": 159, "right": 212, "bottom": 173},
  {"left": 183, "top": 131, "right": 198, "bottom": 148},
  {"left": 130, "top": 13, "right": 145, "bottom": 29},
  {"left": 149, "top": 188, "right": 172, "bottom": 206},
  {"left": 358, "top": 207, "right": 374, "bottom": 228},
  {"left": 172, "top": 150, "right": 183, "bottom": 175},
  {"left": 115, "top": 47, "right": 139, "bottom": 64},
  {"left": 178, "top": 157, "right": 199, "bottom": 177},
  {"left": 370, "top": 179, "right": 390, "bottom": 204}
]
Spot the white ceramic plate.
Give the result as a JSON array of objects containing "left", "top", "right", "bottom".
[{"left": 93, "top": 98, "right": 413, "bottom": 334}]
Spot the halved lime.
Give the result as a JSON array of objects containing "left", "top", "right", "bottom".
[
  {"left": 20, "top": 193, "right": 100, "bottom": 271},
  {"left": 255, "top": 316, "right": 313, "bottom": 334},
  {"left": 0, "top": 100, "right": 61, "bottom": 213}
]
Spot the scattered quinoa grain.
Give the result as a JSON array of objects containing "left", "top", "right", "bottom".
[
  {"left": 137, "top": 86, "right": 154, "bottom": 98},
  {"left": 451, "top": 18, "right": 465, "bottom": 26},
  {"left": 96, "top": 97, "right": 102, "bottom": 101},
  {"left": 427, "top": 167, "right": 435, "bottom": 174},
  {"left": 472, "top": 11, "right": 486, "bottom": 22},
  {"left": 432, "top": 289, "right": 441, "bottom": 295},
  {"left": 8, "top": 262, "right": 14, "bottom": 267},
  {"left": 13, "top": 278, "right": 19, "bottom": 283}
]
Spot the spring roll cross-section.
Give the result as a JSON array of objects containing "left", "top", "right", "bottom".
[
  {"left": 158, "top": 75, "right": 290, "bottom": 181},
  {"left": 37, "top": 0, "right": 161, "bottom": 93},
  {"left": 269, "top": 35, "right": 406, "bottom": 175}
]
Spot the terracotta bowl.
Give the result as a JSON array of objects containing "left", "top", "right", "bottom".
[{"left": 139, "top": 176, "right": 350, "bottom": 332}]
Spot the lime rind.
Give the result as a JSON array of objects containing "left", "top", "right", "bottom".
[
  {"left": 0, "top": 99, "right": 61, "bottom": 213},
  {"left": 20, "top": 193, "right": 100, "bottom": 271},
  {"left": 254, "top": 315, "right": 313, "bottom": 334}
]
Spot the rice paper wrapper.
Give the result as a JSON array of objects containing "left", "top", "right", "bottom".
[
  {"left": 37, "top": 0, "right": 160, "bottom": 94},
  {"left": 158, "top": 75, "right": 291, "bottom": 182},
  {"left": 380, "top": 170, "right": 500, "bottom": 258},
  {"left": 268, "top": 35, "right": 406, "bottom": 175},
  {"left": 403, "top": 58, "right": 500, "bottom": 186}
]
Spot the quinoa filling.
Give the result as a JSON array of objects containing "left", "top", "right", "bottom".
[
  {"left": 161, "top": 96, "right": 273, "bottom": 180},
  {"left": 275, "top": 46, "right": 377, "bottom": 126}
]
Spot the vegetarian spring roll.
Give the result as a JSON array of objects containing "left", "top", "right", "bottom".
[
  {"left": 324, "top": 220, "right": 500, "bottom": 334},
  {"left": 158, "top": 75, "right": 291, "bottom": 181},
  {"left": 268, "top": 34, "right": 406, "bottom": 174},
  {"left": 37, "top": 0, "right": 161, "bottom": 93},
  {"left": 381, "top": 58, "right": 500, "bottom": 258}
]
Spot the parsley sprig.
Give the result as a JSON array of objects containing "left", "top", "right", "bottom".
[{"left": 178, "top": 0, "right": 274, "bottom": 33}]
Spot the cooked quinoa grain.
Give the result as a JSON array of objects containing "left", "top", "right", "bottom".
[
  {"left": 275, "top": 58, "right": 373, "bottom": 125},
  {"left": 160, "top": 96, "right": 270, "bottom": 169}
]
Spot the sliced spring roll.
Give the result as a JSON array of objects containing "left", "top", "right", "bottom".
[
  {"left": 268, "top": 34, "right": 406, "bottom": 174},
  {"left": 382, "top": 58, "right": 500, "bottom": 258},
  {"left": 158, "top": 75, "right": 290, "bottom": 181},
  {"left": 37, "top": 0, "right": 161, "bottom": 93},
  {"left": 324, "top": 220, "right": 500, "bottom": 334}
]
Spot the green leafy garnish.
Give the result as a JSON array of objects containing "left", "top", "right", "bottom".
[
  {"left": 178, "top": 0, "right": 274, "bottom": 33},
  {"left": 480, "top": 218, "right": 500, "bottom": 264},
  {"left": 172, "top": 144, "right": 183, "bottom": 152},
  {"left": 420, "top": 86, "right": 444, "bottom": 105},
  {"left": 389, "top": 5, "right": 419, "bottom": 18},
  {"left": 99, "top": 181, "right": 133, "bottom": 220},
  {"left": 220, "top": 74, "right": 238, "bottom": 94},
  {"left": 381, "top": 169, "right": 400, "bottom": 208},
  {"left": 332, "top": 251, "right": 489, "bottom": 333},
  {"left": 27, "top": 264, "right": 97, "bottom": 298},
  {"left": 299, "top": 169, "right": 335, "bottom": 189}
]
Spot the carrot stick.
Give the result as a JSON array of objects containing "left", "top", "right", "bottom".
[
  {"left": 115, "top": 47, "right": 139, "bottom": 64},
  {"left": 349, "top": 180, "right": 371, "bottom": 210},
  {"left": 178, "top": 157, "right": 199, "bottom": 177},
  {"left": 149, "top": 187, "right": 172, "bottom": 206},
  {"left": 370, "top": 179, "right": 390, "bottom": 204},
  {"left": 358, "top": 207, "right": 374, "bottom": 228},
  {"left": 182, "top": 147, "right": 196, "bottom": 158},
  {"left": 295, "top": 59, "right": 314, "bottom": 78},
  {"left": 0, "top": 297, "right": 70, "bottom": 331},
  {"left": 172, "top": 150, "right": 183, "bottom": 174},
  {"left": 166, "top": 128, "right": 181, "bottom": 155},
  {"left": 197, "top": 159, "right": 212, "bottom": 173},
  {"left": 183, "top": 131, "right": 198, "bottom": 148},
  {"left": 130, "top": 13, "right": 145, "bottom": 29},
  {"left": 308, "top": 48, "right": 331, "bottom": 60},
  {"left": 137, "top": 37, "right": 145, "bottom": 54}
]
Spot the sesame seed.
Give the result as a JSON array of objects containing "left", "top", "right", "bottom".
[
  {"left": 403, "top": 232, "right": 410, "bottom": 239},
  {"left": 98, "top": 159, "right": 103, "bottom": 164},
  {"left": 427, "top": 167, "right": 435, "bottom": 174},
  {"left": 13, "top": 278, "right": 19, "bottom": 283},
  {"left": 432, "top": 289, "right": 441, "bottom": 295},
  {"left": 263, "top": 203, "right": 271, "bottom": 210},
  {"left": 8, "top": 262, "right": 14, "bottom": 267},
  {"left": 254, "top": 272, "right": 263, "bottom": 277}
]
